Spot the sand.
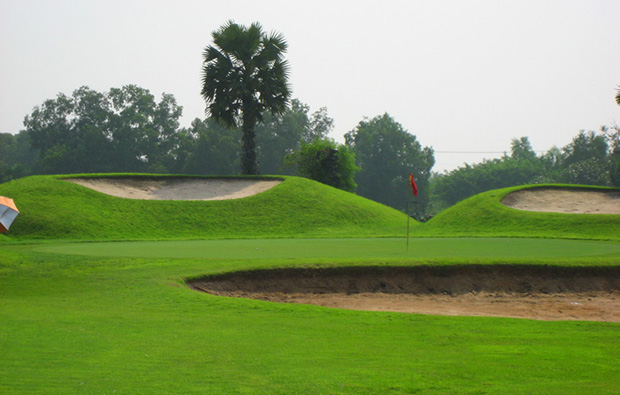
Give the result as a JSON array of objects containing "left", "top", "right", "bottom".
[
  {"left": 502, "top": 187, "right": 620, "bottom": 214},
  {"left": 65, "top": 177, "right": 282, "bottom": 200},
  {"left": 190, "top": 266, "right": 620, "bottom": 322}
]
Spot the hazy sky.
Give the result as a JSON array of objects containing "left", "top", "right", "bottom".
[{"left": 1, "top": 0, "right": 619, "bottom": 172}]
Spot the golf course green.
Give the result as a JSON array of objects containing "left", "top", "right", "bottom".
[
  {"left": 33, "top": 237, "right": 620, "bottom": 262},
  {"left": 1, "top": 174, "right": 619, "bottom": 394}
]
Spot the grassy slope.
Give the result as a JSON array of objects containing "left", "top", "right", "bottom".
[
  {"left": 418, "top": 184, "right": 620, "bottom": 240},
  {"left": 0, "top": 174, "right": 410, "bottom": 240}
]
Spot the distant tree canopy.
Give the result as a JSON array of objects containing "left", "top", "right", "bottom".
[
  {"left": 345, "top": 113, "right": 435, "bottom": 212},
  {"left": 18, "top": 85, "right": 338, "bottom": 183},
  {"left": 178, "top": 117, "right": 240, "bottom": 176},
  {"left": 176, "top": 98, "right": 335, "bottom": 178},
  {"left": 201, "top": 21, "right": 291, "bottom": 175},
  {"left": 0, "top": 131, "right": 37, "bottom": 183},
  {"left": 24, "top": 85, "right": 183, "bottom": 174},
  {"left": 256, "top": 99, "right": 332, "bottom": 175},
  {"left": 430, "top": 137, "right": 544, "bottom": 211}
]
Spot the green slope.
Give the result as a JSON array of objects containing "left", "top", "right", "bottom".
[
  {"left": 0, "top": 174, "right": 411, "bottom": 240},
  {"left": 418, "top": 184, "right": 620, "bottom": 240}
]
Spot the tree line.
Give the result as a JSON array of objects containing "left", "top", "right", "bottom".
[
  {"left": 2, "top": 83, "right": 618, "bottom": 216},
  {"left": 2, "top": 20, "right": 618, "bottom": 218},
  {"left": 0, "top": 84, "right": 434, "bottom": 213},
  {"left": 2, "top": 82, "right": 618, "bottom": 216}
]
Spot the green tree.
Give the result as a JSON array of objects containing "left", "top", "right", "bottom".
[
  {"left": 601, "top": 124, "right": 620, "bottom": 186},
  {"left": 308, "top": 106, "right": 334, "bottom": 141},
  {"left": 201, "top": 21, "right": 291, "bottom": 175},
  {"left": 0, "top": 131, "right": 37, "bottom": 182},
  {"left": 25, "top": 85, "right": 183, "bottom": 174},
  {"left": 285, "top": 138, "right": 358, "bottom": 192},
  {"left": 559, "top": 130, "right": 610, "bottom": 185},
  {"left": 257, "top": 99, "right": 333, "bottom": 174},
  {"left": 108, "top": 85, "right": 183, "bottom": 172},
  {"left": 25, "top": 90, "right": 98, "bottom": 173},
  {"left": 510, "top": 137, "right": 538, "bottom": 162},
  {"left": 180, "top": 118, "right": 240, "bottom": 175},
  {"left": 344, "top": 113, "right": 435, "bottom": 211}
]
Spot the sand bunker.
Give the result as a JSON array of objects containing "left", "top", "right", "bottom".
[
  {"left": 65, "top": 177, "right": 282, "bottom": 201},
  {"left": 189, "top": 266, "right": 620, "bottom": 322},
  {"left": 502, "top": 188, "right": 620, "bottom": 214}
]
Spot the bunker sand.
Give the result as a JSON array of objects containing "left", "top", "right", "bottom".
[
  {"left": 502, "top": 188, "right": 620, "bottom": 214},
  {"left": 190, "top": 266, "right": 620, "bottom": 322},
  {"left": 65, "top": 177, "right": 282, "bottom": 200}
]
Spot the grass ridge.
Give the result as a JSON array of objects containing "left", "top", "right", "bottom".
[
  {"left": 0, "top": 174, "right": 411, "bottom": 240},
  {"left": 419, "top": 184, "right": 620, "bottom": 240}
]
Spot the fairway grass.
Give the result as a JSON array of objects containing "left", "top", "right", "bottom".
[
  {"left": 34, "top": 237, "right": 620, "bottom": 263},
  {"left": 2, "top": 239, "right": 620, "bottom": 394}
]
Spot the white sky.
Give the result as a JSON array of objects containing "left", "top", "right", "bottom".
[{"left": 1, "top": 0, "right": 619, "bottom": 172}]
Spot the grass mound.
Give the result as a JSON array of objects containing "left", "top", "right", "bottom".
[
  {"left": 0, "top": 174, "right": 410, "bottom": 240},
  {"left": 420, "top": 184, "right": 620, "bottom": 240}
]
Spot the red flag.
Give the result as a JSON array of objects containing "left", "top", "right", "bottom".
[{"left": 409, "top": 174, "right": 418, "bottom": 197}]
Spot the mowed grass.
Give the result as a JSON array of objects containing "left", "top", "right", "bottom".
[
  {"left": 0, "top": 174, "right": 410, "bottom": 240},
  {"left": 418, "top": 184, "right": 620, "bottom": 241},
  {"left": 35, "top": 237, "right": 620, "bottom": 264},
  {"left": 1, "top": 176, "right": 620, "bottom": 393},
  {"left": 1, "top": 243, "right": 620, "bottom": 394}
]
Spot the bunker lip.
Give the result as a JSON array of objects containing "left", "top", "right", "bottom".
[
  {"left": 501, "top": 187, "right": 620, "bottom": 214},
  {"left": 188, "top": 266, "right": 620, "bottom": 322},
  {"left": 63, "top": 176, "right": 282, "bottom": 201}
]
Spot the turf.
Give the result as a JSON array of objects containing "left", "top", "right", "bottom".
[
  {"left": 34, "top": 237, "right": 620, "bottom": 264},
  {"left": 1, "top": 244, "right": 619, "bottom": 394},
  {"left": 0, "top": 174, "right": 411, "bottom": 240},
  {"left": 1, "top": 176, "right": 620, "bottom": 393},
  {"left": 1, "top": 177, "right": 618, "bottom": 242},
  {"left": 418, "top": 184, "right": 620, "bottom": 241}
]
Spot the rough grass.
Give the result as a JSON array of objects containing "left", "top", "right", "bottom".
[
  {"left": 0, "top": 174, "right": 411, "bottom": 240},
  {"left": 418, "top": 184, "right": 620, "bottom": 240}
]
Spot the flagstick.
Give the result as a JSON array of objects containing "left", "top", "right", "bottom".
[{"left": 406, "top": 199, "right": 410, "bottom": 252}]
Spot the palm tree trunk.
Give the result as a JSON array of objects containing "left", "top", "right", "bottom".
[{"left": 241, "top": 119, "right": 258, "bottom": 175}]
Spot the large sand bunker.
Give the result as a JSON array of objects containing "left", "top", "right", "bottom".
[
  {"left": 65, "top": 177, "right": 282, "bottom": 201},
  {"left": 502, "top": 187, "right": 620, "bottom": 214},
  {"left": 189, "top": 266, "right": 620, "bottom": 322}
]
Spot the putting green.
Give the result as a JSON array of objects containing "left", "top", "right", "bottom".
[{"left": 34, "top": 237, "right": 620, "bottom": 261}]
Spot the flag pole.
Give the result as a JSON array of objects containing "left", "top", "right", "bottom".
[
  {"left": 406, "top": 173, "right": 419, "bottom": 252},
  {"left": 406, "top": 199, "right": 410, "bottom": 252}
]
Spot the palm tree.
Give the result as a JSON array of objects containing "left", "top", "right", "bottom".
[{"left": 201, "top": 21, "right": 291, "bottom": 175}]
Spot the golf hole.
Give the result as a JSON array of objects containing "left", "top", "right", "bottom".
[{"left": 189, "top": 266, "right": 620, "bottom": 322}]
